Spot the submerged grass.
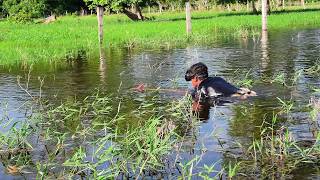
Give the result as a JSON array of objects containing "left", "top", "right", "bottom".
[
  {"left": 0, "top": 64, "right": 320, "bottom": 178},
  {"left": 1, "top": 90, "right": 319, "bottom": 178},
  {"left": 0, "top": 89, "right": 202, "bottom": 178},
  {"left": 1, "top": 9, "right": 320, "bottom": 65}
]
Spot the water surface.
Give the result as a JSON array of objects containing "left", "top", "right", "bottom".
[{"left": 0, "top": 28, "right": 319, "bottom": 179}]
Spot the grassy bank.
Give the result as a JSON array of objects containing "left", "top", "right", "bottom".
[{"left": 0, "top": 9, "right": 320, "bottom": 65}]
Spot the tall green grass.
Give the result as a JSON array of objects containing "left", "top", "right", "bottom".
[{"left": 0, "top": 10, "right": 320, "bottom": 65}]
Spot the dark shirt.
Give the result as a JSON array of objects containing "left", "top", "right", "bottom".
[{"left": 191, "top": 77, "right": 240, "bottom": 105}]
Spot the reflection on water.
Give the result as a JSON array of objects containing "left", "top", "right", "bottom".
[
  {"left": 99, "top": 46, "right": 107, "bottom": 84},
  {"left": 261, "top": 30, "right": 269, "bottom": 72},
  {"left": 0, "top": 28, "right": 320, "bottom": 178}
]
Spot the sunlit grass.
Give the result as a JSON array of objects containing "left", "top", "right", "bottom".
[{"left": 0, "top": 9, "right": 320, "bottom": 65}]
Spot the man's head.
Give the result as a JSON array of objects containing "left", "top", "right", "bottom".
[{"left": 185, "top": 62, "right": 208, "bottom": 88}]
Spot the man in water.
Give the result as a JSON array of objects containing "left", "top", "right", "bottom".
[{"left": 185, "top": 62, "right": 256, "bottom": 117}]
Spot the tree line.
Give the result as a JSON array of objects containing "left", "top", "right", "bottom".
[{"left": 0, "top": 0, "right": 317, "bottom": 22}]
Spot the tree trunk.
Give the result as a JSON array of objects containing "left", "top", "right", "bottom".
[
  {"left": 301, "top": 0, "right": 305, "bottom": 8},
  {"left": 227, "top": 4, "right": 231, "bottom": 11},
  {"left": 134, "top": 4, "right": 144, "bottom": 20},
  {"left": 97, "top": 6, "right": 104, "bottom": 45},
  {"left": 261, "top": 0, "right": 268, "bottom": 31},
  {"left": 282, "top": 0, "right": 285, "bottom": 9},
  {"left": 267, "top": 0, "right": 271, "bottom": 14},
  {"left": 170, "top": 3, "right": 175, "bottom": 11},
  {"left": 122, "top": 5, "right": 145, "bottom": 21},
  {"left": 236, "top": 1, "right": 239, "bottom": 11},
  {"left": 257, "top": 0, "right": 261, "bottom": 11},
  {"left": 80, "top": 8, "right": 88, "bottom": 16},
  {"left": 157, "top": 1, "right": 163, "bottom": 13},
  {"left": 185, "top": 0, "right": 192, "bottom": 35},
  {"left": 252, "top": 1, "right": 258, "bottom": 14},
  {"left": 247, "top": 0, "right": 250, "bottom": 12}
]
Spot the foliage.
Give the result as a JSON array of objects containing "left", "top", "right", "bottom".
[
  {"left": 83, "top": 0, "right": 110, "bottom": 7},
  {"left": 45, "top": 0, "right": 88, "bottom": 15},
  {"left": 2, "top": 0, "right": 46, "bottom": 22},
  {"left": 0, "top": 1, "right": 5, "bottom": 17}
]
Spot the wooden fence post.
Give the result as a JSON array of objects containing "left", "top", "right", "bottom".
[
  {"left": 261, "top": 0, "right": 267, "bottom": 31},
  {"left": 97, "top": 6, "right": 104, "bottom": 44},
  {"left": 186, "top": 0, "right": 192, "bottom": 35}
]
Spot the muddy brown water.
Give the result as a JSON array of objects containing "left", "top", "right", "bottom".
[{"left": 0, "top": 28, "right": 320, "bottom": 179}]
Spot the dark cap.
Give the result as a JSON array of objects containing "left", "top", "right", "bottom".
[{"left": 185, "top": 62, "right": 208, "bottom": 81}]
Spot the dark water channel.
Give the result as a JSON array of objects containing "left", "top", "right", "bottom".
[{"left": 0, "top": 28, "right": 320, "bottom": 179}]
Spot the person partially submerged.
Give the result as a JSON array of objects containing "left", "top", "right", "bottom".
[{"left": 185, "top": 62, "right": 256, "bottom": 106}]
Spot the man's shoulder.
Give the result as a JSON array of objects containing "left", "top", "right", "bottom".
[
  {"left": 201, "top": 76, "right": 227, "bottom": 86},
  {"left": 210, "top": 76, "right": 227, "bottom": 82}
]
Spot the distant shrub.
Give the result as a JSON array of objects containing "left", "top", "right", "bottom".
[
  {"left": 0, "top": 1, "right": 5, "bottom": 18},
  {"left": 3, "top": 0, "right": 45, "bottom": 23}
]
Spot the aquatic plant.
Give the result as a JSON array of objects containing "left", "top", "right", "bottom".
[
  {"left": 309, "top": 97, "right": 320, "bottom": 122},
  {"left": 290, "top": 69, "right": 304, "bottom": 86},
  {"left": 198, "top": 161, "right": 222, "bottom": 179},
  {"left": 0, "top": 89, "right": 204, "bottom": 178},
  {"left": 270, "top": 72, "right": 286, "bottom": 86},
  {"left": 305, "top": 61, "right": 320, "bottom": 76},
  {"left": 1, "top": 63, "right": 320, "bottom": 178},
  {"left": 233, "top": 69, "right": 255, "bottom": 88},
  {"left": 229, "top": 113, "right": 320, "bottom": 179},
  {"left": 277, "top": 97, "right": 294, "bottom": 114}
]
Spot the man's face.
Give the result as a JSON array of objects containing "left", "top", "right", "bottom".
[{"left": 191, "top": 76, "right": 201, "bottom": 88}]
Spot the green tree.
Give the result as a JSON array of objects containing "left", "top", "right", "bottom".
[
  {"left": 0, "top": 1, "right": 4, "bottom": 18},
  {"left": 3, "top": 0, "right": 46, "bottom": 22},
  {"left": 85, "top": 0, "right": 152, "bottom": 21},
  {"left": 45, "top": 0, "right": 88, "bottom": 15}
]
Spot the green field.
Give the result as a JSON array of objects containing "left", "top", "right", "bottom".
[{"left": 1, "top": 9, "right": 320, "bottom": 65}]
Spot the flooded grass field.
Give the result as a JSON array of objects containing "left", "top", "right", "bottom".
[
  {"left": 1, "top": 10, "right": 320, "bottom": 65},
  {"left": 0, "top": 28, "right": 319, "bottom": 179}
]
